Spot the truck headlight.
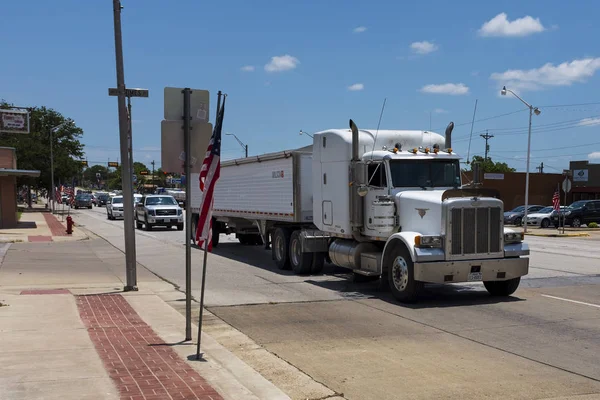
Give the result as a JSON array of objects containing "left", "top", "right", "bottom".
[
  {"left": 415, "top": 235, "right": 443, "bottom": 248},
  {"left": 504, "top": 232, "right": 524, "bottom": 244}
]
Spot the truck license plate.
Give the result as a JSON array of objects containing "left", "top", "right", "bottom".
[{"left": 468, "top": 272, "right": 482, "bottom": 282}]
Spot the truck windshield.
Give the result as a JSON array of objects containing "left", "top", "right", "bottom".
[{"left": 389, "top": 159, "right": 460, "bottom": 188}]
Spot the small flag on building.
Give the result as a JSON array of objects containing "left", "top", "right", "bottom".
[{"left": 552, "top": 189, "right": 560, "bottom": 212}]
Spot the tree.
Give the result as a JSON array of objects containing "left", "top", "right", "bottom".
[
  {"left": 107, "top": 162, "right": 148, "bottom": 190},
  {"left": 0, "top": 101, "right": 85, "bottom": 190},
  {"left": 468, "top": 156, "right": 515, "bottom": 173},
  {"left": 83, "top": 165, "right": 109, "bottom": 185}
]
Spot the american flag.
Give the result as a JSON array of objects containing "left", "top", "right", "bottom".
[
  {"left": 55, "top": 187, "right": 62, "bottom": 204},
  {"left": 552, "top": 189, "right": 560, "bottom": 212},
  {"left": 195, "top": 96, "right": 226, "bottom": 251},
  {"left": 65, "top": 186, "right": 75, "bottom": 205}
]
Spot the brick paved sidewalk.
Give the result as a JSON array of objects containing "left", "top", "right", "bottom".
[
  {"left": 77, "top": 294, "right": 222, "bottom": 400},
  {"left": 43, "top": 212, "right": 68, "bottom": 237}
]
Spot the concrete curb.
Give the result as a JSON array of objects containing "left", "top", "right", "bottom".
[{"left": 525, "top": 232, "right": 590, "bottom": 237}]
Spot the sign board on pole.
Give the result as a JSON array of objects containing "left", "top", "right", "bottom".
[
  {"left": 573, "top": 169, "right": 588, "bottom": 182},
  {"left": 108, "top": 161, "right": 119, "bottom": 168},
  {"left": 562, "top": 178, "right": 572, "bottom": 193},
  {"left": 132, "top": 174, "right": 138, "bottom": 184},
  {"left": 161, "top": 121, "right": 213, "bottom": 174},
  {"left": 0, "top": 109, "right": 30, "bottom": 134},
  {"left": 164, "top": 87, "right": 210, "bottom": 123},
  {"left": 108, "top": 88, "right": 149, "bottom": 98}
]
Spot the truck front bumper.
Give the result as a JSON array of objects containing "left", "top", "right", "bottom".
[
  {"left": 414, "top": 257, "right": 529, "bottom": 284},
  {"left": 147, "top": 216, "right": 183, "bottom": 224}
]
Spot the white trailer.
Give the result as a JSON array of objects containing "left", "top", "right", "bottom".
[{"left": 190, "top": 120, "right": 530, "bottom": 302}]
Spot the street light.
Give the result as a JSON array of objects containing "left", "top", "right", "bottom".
[
  {"left": 501, "top": 85, "right": 541, "bottom": 233},
  {"left": 226, "top": 132, "right": 248, "bottom": 157},
  {"left": 49, "top": 122, "right": 68, "bottom": 213},
  {"left": 299, "top": 129, "right": 313, "bottom": 138}
]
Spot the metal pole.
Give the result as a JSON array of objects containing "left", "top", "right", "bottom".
[
  {"left": 245, "top": 144, "right": 248, "bottom": 158},
  {"left": 197, "top": 90, "right": 222, "bottom": 360},
  {"left": 112, "top": 0, "right": 137, "bottom": 291},
  {"left": 523, "top": 106, "right": 533, "bottom": 234},
  {"left": 563, "top": 184, "right": 567, "bottom": 234},
  {"left": 184, "top": 88, "right": 192, "bottom": 341},
  {"left": 50, "top": 127, "right": 55, "bottom": 213}
]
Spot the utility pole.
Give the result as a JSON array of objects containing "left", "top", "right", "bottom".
[
  {"left": 112, "top": 0, "right": 137, "bottom": 291},
  {"left": 536, "top": 162, "right": 544, "bottom": 174},
  {"left": 151, "top": 160, "right": 155, "bottom": 191},
  {"left": 480, "top": 130, "right": 494, "bottom": 162}
]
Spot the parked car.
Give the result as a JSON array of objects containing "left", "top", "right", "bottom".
[
  {"left": 553, "top": 200, "right": 600, "bottom": 228},
  {"left": 74, "top": 194, "right": 93, "bottom": 209},
  {"left": 106, "top": 196, "right": 124, "bottom": 220},
  {"left": 525, "top": 206, "right": 567, "bottom": 228},
  {"left": 135, "top": 195, "right": 183, "bottom": 231},
  {"left": 504, "top": 205, "right": 545, "bottom": 226}
]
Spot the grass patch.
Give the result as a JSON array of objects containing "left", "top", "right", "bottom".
[{"left": 17, "top": 211, "right": 22, "bottom": 221}]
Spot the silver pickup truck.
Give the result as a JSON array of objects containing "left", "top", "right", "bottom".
[{"left": 135, "top": 195, "right": 183, "bottom": 231}]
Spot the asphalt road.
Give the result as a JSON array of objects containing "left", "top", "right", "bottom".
[{"left": 73, "top": 206, "right": 600, "bottom": 400}]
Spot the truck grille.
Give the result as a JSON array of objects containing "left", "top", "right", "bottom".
[
  {"left": 450, "top": 207, "right": 502, "bottom": 256},
  {"left": 156, "top": 209, "right": 176, "bottom": 216}
]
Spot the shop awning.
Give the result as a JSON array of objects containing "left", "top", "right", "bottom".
[{"left": 0, "top": 168, "right": 41, "bottom": 177}]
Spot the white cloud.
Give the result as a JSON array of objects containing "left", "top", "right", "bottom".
[
  {"left": 353, "top": 26, "right": 367, "bottom": 33},
  {"left": 347, "top": 83, "right": 364, "bottom": 91},
  {"left": 578, "top": 117, "right": 600, "bottom": 127},
  {"left": 588, "top": 152, "right": 600, "bottom": 159},
  {"left": 420, "top": 83, "right": 469, "bottom": 95},
  {"left": 264, "top": 55, "right": 299, "bottom": 72},
  {"left": 433, "top": 108, "right": 448, "bottom": 114},
  {"left": 491, "top": 57, "right": 600, "bottom": 91},
  {"left": 479, "top": 13, "right": 546, "bottom": 37},
  {"left": 410, "top": 41, "right": 438, "bottom": 55},
  {"left": 240, "top": 65, "right": 255, "bottom": 72}
]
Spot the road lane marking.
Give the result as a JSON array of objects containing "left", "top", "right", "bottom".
[{"left": 541, "top": 294, "right": 600, "bottom": 309}]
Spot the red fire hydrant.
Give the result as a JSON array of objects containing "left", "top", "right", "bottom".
[{"left": 66, "top": 216, "right": 74, "bottom": 235}]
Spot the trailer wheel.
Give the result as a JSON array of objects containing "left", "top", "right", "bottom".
[
  {"left": 311, "top": 253, "right": 326, "bottom": 274},
  {"left": 191, "top": 216, "right": 198, "bottom": 244},
  {"left": 483, "top": 277, "right": 520, "bottom": 297},
  {"left": 272, "top": 228, "right": 291, "bottom": 270},
  {"left": 387, "top": 244, "right": 423, "bottom": 303},
  {"left": 290, "top": 230, "right": 312, "bottom": 275}
]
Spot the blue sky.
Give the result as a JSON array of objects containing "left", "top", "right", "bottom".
[{"left": 2, "top": 0, "right": 600, "bottom": 173}]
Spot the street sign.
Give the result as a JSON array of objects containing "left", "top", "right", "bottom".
[
  {"left": 562, "top": 178, "right": 572, "bottom": 193},
  {"left": 161, "top": 120, "right": 212, "bottom": 174},
  {"left": 140, "top": 171, "right": 148, "bottom": 175},
  {"left": 108, "top": 88, "right": 149, "bottom": 98},
  {"left": 108, "top": 161, "right": 119, "bottom": 168},
  {"left": 132, "top": 174, "right": 138, "bottom": 183},
  {"left": 164, "top": 87, "right": 209, "bottom": 123},
  {"left": 171, "top": 178, "right": 182, "bottom": 184},
  {"left": 0, "top": 109, "right": 29, "bottom": 134}
]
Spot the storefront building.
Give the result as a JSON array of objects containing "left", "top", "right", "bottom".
[
  {"left": 569, "top": 160, "right": 600, "bottom": 201},
  {"left": 0, "top": 147, "right": 40, "bottom": 228}
]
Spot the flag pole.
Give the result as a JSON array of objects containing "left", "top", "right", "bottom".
[
  {"left": 562, "top": 182, "right": 566, "bottom": 235},
  {"left": 196, "top": 91, "right": 222, "bottom": 360}
]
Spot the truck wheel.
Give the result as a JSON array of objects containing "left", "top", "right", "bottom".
[
  {"left": 290, "top": 230, "right": 312, "bottom": 275},
  {"left": 272, "top": 228, "right": 291, "bottom": 270},
  {"left": 145, "top": 216, "right": 152, "bottom": 231},
  {"left": 177, "top": 224, "right": 184, "bottom": 231},
  {"left": 483, "top": 277, "right": 520, "bottom": 297},
  {"left": 311, "top": 253, "right": 326, "bottom": 274},
  {"left": 387, "top": 245, "right": 423, "bottom": 303},
  {"left": 238, "top": 235, "right": 249, "bottom": 245},
  {"left": 191, "top": 217, "right": 198, "bottom": 244},
  {"left": 212, "top": 228, "right": 220, "bottom": 247},
  {"left": 136, "top": 220, "right": 143, "bottom": 229}
]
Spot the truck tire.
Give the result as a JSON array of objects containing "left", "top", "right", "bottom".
[
  {"left": 483, "top": 277, "right": 520, "bottom": 297},
  {"left": 238, "top": 235, "right": 249, "bottom": 245},
  {"left": 212, "top": 224, "right": 220, "bottom": 248},
  {"left": 387, "top": 244, "right": 423, "bottom": 303},
  {"left": 290, "top": 230, "right": 312, "bottom": 275},
  {"left": 191, "top": 217, "right": 198, "bottom": 244},
  {"left": 272, "top": 228, "right": 291, "bottom": 270},
  {"left": 311, "top": 253, "right": 326, "bottom": 274},
  {"left": 145, "top": 216, "right": 152, "bottom": 231}
]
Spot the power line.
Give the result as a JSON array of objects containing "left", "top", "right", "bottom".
[{"left": 494, "top": 140, "right": 600, "bottom": 153}]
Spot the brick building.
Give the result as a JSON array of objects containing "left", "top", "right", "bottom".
[
  {"left": 0, "top": 147, "right": 40, "bottom": 228},
  {"left": 568, "top": 160, "right": 600, "bottom": 201}
]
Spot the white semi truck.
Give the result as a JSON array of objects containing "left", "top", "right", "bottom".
[{"left": 190, "top": 120, "right": 529, "bottom": 302}]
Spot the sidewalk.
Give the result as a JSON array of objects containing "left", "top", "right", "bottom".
[
  {"left": 0, "top": 239, "right": 290, "bottom": 400},
  {"left": 0, "top": 211, "right": 88, "bottom": 243}
]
